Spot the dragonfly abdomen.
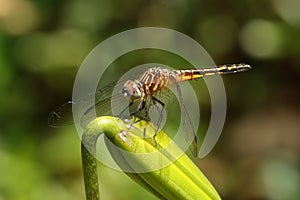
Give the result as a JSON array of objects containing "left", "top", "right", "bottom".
[{"left": 174, "top": 63, "right": 251, "bottom": 82}]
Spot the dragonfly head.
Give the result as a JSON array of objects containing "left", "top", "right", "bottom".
[{"left": 122, "top": 80, "right": 142, "bottom": 100}]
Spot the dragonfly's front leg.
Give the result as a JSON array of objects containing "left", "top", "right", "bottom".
[
  {"left": 129, "top": 98, "right": 148, "bottom": 123},
  {"left": 151, "top": 96, "right": 165, "bottom": 144},
  {"left": 118, "top": 100, "right": 134, "bottom": 117}
]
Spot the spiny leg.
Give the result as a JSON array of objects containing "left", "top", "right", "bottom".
[
  {"left": 130, "top": 99, "right": 151, "bottom": 138},
  {"left": 118, "top": 100, "right": 134, "bottom": 118},
  {"left": 119, "top": 99, "right": 148, "bottom": 136},
  {"left": 130, "top": 99, "right": 148, "bottom": 124},
  {"left": 152, "top": 96, "right": 165, "bottom": 145}
]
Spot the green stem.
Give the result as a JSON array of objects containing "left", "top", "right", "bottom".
[{"left": 81, "top": 134, "right": 100, "bottom": 200}]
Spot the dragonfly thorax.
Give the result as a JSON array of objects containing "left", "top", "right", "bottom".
[{"left": 122, "top": 80, "right": 143, "bottom": 100}]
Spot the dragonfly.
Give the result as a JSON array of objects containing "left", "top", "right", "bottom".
[{"left": 49, "top": 63, "right": 251, "bottom": 154}]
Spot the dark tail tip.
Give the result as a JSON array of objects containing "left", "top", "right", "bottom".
[{"left": 238, "top": 63, "right": 252, "bottom": 72}]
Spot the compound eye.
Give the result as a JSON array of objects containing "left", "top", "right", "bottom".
[
  {"left": 121, "top": 87, "right": 129, "bottom": 97},
  {"left": 122, "top": 80, "right": 136, "bottom": 98}
]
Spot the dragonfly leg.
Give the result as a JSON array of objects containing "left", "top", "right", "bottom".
[
  {"left": 118, "top": 100, "right": 134, "bottom": 119},
  {"left": 130, "top": 99, "right": 146, "bottom": 116},
  {"left": 150, "top": 96, "right": 165, "bottom": 146},
  {"left": 136, "top": 99, "right": 146, "bottom": 113},
  {"left": 152, "top": 96, "right": 165, "bottom": 132},
  {"left": 153, "top": 132, "right": 158, "bottom": 146},
  {"left": 143, "top": 128, "right": 146, "bottom": 138},
  {"left": 129, "top": 99, "right": 148, "bottom": 124}
]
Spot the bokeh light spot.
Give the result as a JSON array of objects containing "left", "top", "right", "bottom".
[
  {"left": 273, "top": 0, "right": 300, "bottom": 27},
  {"left": 239, "top": 19, "right": 283, "bottom": 59},
  {"left": 261, "top": 154, "right": 300, "bottom": 200},
  {"left": 0, "top": 0, "right": 39, "bottom": 35}
]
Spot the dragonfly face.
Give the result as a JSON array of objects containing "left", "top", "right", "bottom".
[{"left": 122, "top": 80, "right": 143, "bottom": 100}]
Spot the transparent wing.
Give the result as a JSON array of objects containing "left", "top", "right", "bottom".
[
  {"left": 172, "top": 80, "right": 198, "bottom": 156},
  {"left": 48, "top": 80, "right": 128, "bottom": 128}
]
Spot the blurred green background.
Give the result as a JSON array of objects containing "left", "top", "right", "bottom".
[{"left": 1, "top": 0, "right": 300, "bottom": 199}]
